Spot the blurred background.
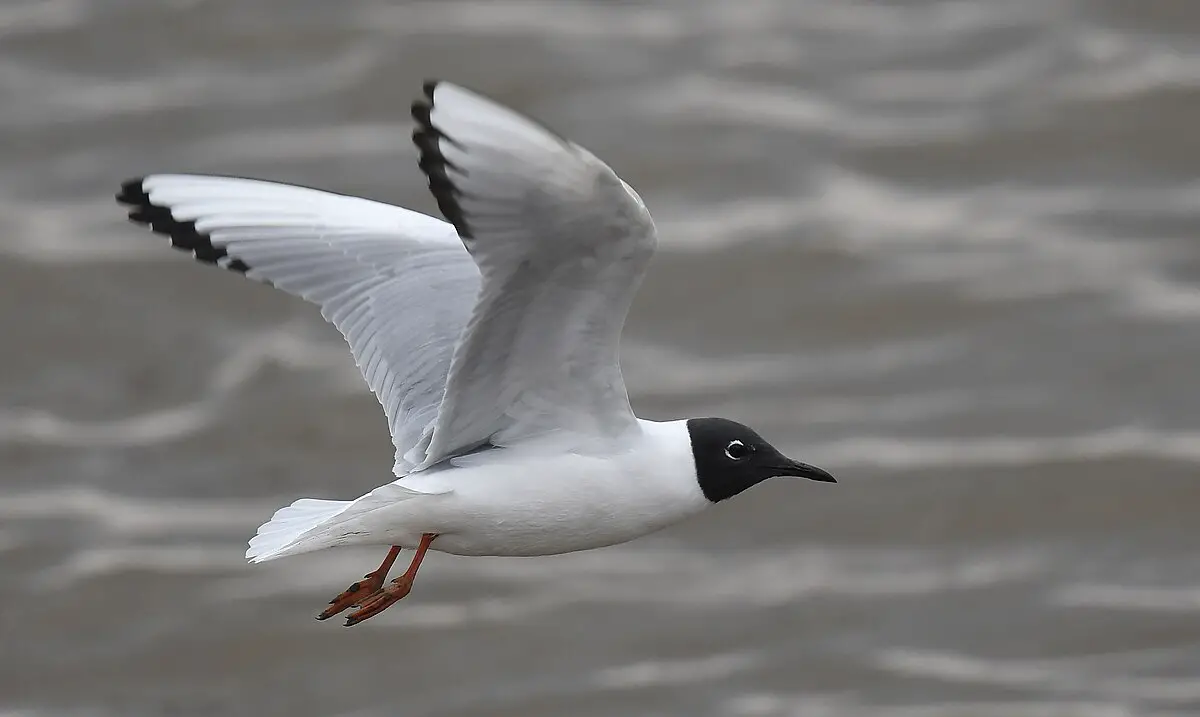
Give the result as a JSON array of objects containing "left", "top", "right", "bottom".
[{"left": 2, "top": 0, "right": 1200, "bottom": 715}]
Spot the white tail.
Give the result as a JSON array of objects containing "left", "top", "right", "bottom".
[
  {"left": 245, "top": 483, "right": 444, "bottom": 563},
  {"left": 245, "top": 498, "right": 351, "bottom": 563}
]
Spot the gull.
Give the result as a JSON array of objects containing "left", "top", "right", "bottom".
[{"left": 116, "top": 81, "right": 835, "bottom": 626}]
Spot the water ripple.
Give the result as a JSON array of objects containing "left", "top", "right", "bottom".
[{"left": 875, "top": 648, "right": 1200, "bottom": 704}]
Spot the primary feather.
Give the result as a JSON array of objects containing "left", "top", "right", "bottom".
[
  {"left": 412, "top": 81, "right": 658, "bottom": 465},
  {"left": 117, "top": 175, "right": 478, "bottom": 474}
]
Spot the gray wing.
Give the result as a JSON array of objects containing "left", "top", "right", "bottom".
[
  {"left": 408, "top": 82, "right": 658, "bottom": 468},
  {"left": 117, "top": 175, "right": 479, "bottom": 474}
]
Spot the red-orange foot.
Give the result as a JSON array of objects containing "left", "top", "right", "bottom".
[
  {"left": 341, "top": 532, "right": 437, "bottom": 627},
  {"left": 316, "top": 572, "right": 386, "bottom": 621},
  {"left": 343, "top": 576, "right": 415, "bottom": 627},
  {"left": 316, "top": 546, "right": 401, "bottom": 621}
]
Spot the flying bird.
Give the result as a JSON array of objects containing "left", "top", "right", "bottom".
[{"left": 116, "top": 81, "right": 835, "bottom": 626}]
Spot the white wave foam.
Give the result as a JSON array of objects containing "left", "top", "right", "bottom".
[
  {"left": 425, "top": 545, "right": 1044, "bottom": 608},
  {"left": 4, "top": 487, "right": 277, "bottom": 589},
  {"left": 360, "top": 0, "right": 1054, "bottom": 46},
  {"left": 623, "top": 337, "right": 957, "bottom": 400},
  {"left": 1, "top": 320, "right": 955, "bottom": 451},
  {"left": 214, "top": 545, "right": 1044, "bottom": 628},
  {"left": 0, "top": 46, "right": 380, "bottom": 128},
  {"left": 651, "top": 167, "right": 1064, "bottom": 250},
  {"left": 0, "top": 486, "right": 268, "bottom": 536},
  {"left": 812, "top": 426, "right": 1200, "bottom": 470},
  {"left": 0, "top": 198, "right": 164, "bottom": 264},
  {"left": 636, "top": 74, "right": 984, "bottom": 142},
  {"left": 655, "top": 195, "right": 818, "bottom": 251},
  {"left": 621, "top": 345, "right": 802, "bottom": 397},
  {"left": 36, "top": 545, "right": 246, "bottom": 589},
  {"left": 791, "top": 0, "right": 1053, "bottom": 38},
  {"left": 1123, "top": 278, "right": 1200, "bottom": 321},
  {"left": 207, "top": 319, "right": 352, "bottom": 394},
  {"left": 811, "top": 172, "right": 1200, "bottom": 322},
  {"left": 0, "top": 402, "right": 216, "bottom": 448},
  {"left": 726, "top": 692, "right": 1160, "bottom": 717},
  {"left": 849, "top": 42, "right": 1056, "bottom": 105},
  {"left": 591, "top": 652, "right": 756, "bottom": 690},
  {"left": 877, "top": 649, "right": 1083, "bottom": 692},
  {"left": 1066, "top": 28, "right": 1200, "bottom": 100},
  {"left": 765, "top": 388, "right": 1031, "bottom": 428},
  {"left": 0, "top": 321, "right": 349, "bottom": 448},
  {"left": 657, "top": 167, "right": 1200, "bottom": 321},
  {"left": 876, "top": 648, "right": 1200, "bottom": 704},
  {"left": 640, "top": 74, "right": 840, "bottom": 134},
  {"left": 0, "top": 0, "right": 87, "bottom": 38},
  {"left": 179, "top": 123, "right": 410, "bottom": 166},
  {"left": 356, "top": 1, "right": 684, "bottom": 41},
  {"left": 1054, "top": 584, "right": 1200, "bottom": 613}
]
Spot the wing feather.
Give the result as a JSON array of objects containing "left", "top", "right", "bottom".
[
  {"left": 117, "top": 174, "right": 479, "bottom": 474},
  {"left": 409, "top": 82, "right": 658, "bottom": 467}
]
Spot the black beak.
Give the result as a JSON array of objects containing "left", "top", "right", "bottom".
[{"left": 774, "top": 459, "right": 836, "bottom": 483}]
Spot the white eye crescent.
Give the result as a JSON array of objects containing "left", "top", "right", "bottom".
[{"left": 725, "top": 439, "right": 749, "bottom": 460}]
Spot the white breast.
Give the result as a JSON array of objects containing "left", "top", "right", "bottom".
[{"left": 361, "top": 419, "right": 709, "bottom": 557}]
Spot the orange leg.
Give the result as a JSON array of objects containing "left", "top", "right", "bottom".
[
  {"left": 316, "top": 545, "right": 402, "bottom": 621},
  {"left": 344, "top": 533, "right": 438, "bottom": 627}
]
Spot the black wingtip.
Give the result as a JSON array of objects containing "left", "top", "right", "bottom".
[
  {"left": 411, "top": 82, "right": 473, "bottom": 242},
  {"left": 113, "top": 176, "right": 251, "bottom": 275},
  {"left": 116, "top": 177, "right": 147, "bottom": 208}
]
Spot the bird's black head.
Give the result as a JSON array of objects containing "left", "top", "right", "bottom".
[{"left": 685, "top": 417, "right": 835, "bottom": 503}]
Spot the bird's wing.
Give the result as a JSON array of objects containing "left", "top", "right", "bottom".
[
  {"left": 409, "top": 81, "right": 658, "bottom": 468},
  {"left": 117, "top": 175, "right": 479, "bottom": 474}
]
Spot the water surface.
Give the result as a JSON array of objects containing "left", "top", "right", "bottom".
[{"left": 2, "top": 1, "right": 1200, "bottom": 715}]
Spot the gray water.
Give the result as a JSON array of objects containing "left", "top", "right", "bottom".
[{"left": 2, "top": 1, "right": 1200, "bottom": 715}]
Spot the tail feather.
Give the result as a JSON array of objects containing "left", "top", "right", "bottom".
[
  {"left": 246, "top": 483, "right": 447, "bottom": 564},
  {"left": 246, "top": 498, "right": 350, "bottom": 563}
]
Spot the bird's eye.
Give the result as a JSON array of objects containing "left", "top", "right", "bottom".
[{"left": 724, "top": 439, "right": 750, "bottom": 460}]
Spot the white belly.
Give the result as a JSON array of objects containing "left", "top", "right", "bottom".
[{"left": 353, "top": 424, "right": 709, "bottom": 557}]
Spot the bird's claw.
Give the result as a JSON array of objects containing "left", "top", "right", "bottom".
[
  {"left": 316, "top": 572, "right": 387, "bottom": 620},
  {"left": 342, "top": 578, "right": 414, "bottom": 626}
]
